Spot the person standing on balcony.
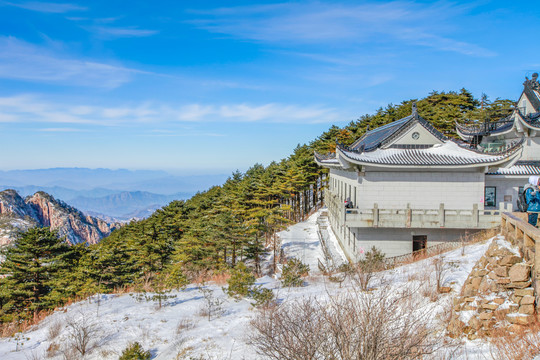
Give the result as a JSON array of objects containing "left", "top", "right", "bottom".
[{"left": 525, "top": 176, "right": 540, "bottom": 226}]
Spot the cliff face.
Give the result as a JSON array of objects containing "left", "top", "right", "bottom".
[{"left": 0, "top": 189, "right": 119, "bottom": 245}]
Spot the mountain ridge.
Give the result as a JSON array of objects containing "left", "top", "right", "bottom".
[{"left": 0, "top": 189, "right": 119, "bottom": 245}]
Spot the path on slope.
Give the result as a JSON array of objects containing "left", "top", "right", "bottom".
[{"left": 278, "top": 209, "right": 347, "bottom": 273}]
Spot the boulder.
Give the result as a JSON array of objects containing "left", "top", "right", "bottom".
[
  {"left": 520, "top": 295, "right": 535, "bottom": 305},
  {"left": 508, "top": 263, "right": 531, "bottom": 283},
  {"left": 439, "top": 286, "right": 452, "bottom": 294},
  {"left": 482, "top": 303, "right": 499, "bottom": 310},
  {"left": 468, "top": 316, "right": 481, "bottom": 330},
  {"left": 493, "top": 298, "right": 505, "bottom": 305},
  {"left": 494, "top": 266, "right": 507, "bottom": 277},
  {"left": 505, "top": 281, "right": 532, "bottom": 289},
  {"left": 515, "top": 288, "right": 534, "bottom": 297},
  {"left": 518, "top": 304, "right": 535, "bottom": 315},
  {"left": 500, "top": 255, "right": 523, "bottom": 266},
  {"left": 471, "top": 277, "right": 482, "bottom": 290},
  {"left": 478, "top": 312, "right": 493, "bottom": 320},
  {"left": 506, "top": 313, "right": 534, "bottom": 325}
]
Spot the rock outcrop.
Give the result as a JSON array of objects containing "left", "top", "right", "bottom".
[
  {"left": 448, "top": 236, "right": 536, "bottom": 339},
  {"left": 0, "top": 189, "right": 119, "bottom": 245}
]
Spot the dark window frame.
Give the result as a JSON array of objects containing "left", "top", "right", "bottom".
[{"left": 485, "top": 186, "right": 497, "bottom": 207}]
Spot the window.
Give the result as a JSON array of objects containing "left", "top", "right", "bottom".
[{"left": 484, "top": 186, "right": 496, "bottom": 207}]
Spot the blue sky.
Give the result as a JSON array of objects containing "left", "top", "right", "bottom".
[{"left": 0, "top": 0, "right": 539, "bottom": 174}]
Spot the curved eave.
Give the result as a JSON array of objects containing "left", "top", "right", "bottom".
[
  {"left": 455, "top": 123, "right": 475, "bottom": 142},
  {"left": 515, "top": 111, "right": 540, "bottom": 131},
  {"left": 335, "top": 142, "right": 523, "bottom": 170},
  {"left": 313, "top": 152, "right": 341, "bottom": 168},
  {"left": 455, "top": 120, "right": 515, "bottom": 141}
]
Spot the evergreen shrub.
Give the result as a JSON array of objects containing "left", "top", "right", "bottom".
[
  {"left": 281, "top": 258, "right": 309, "bottom": 287},
  {"left": 225, "top": 262, "right": 255, "bottom": 300},
  {"left": 119, "top": 342, "right": 151, "bottom": 360}
]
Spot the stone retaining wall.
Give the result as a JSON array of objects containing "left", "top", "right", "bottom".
[
  {"left": 449, "top": 237, "right": 535, "bottom": 339},
  {"left": 501, "top": 212, "right": 540, "bottom": 306}
]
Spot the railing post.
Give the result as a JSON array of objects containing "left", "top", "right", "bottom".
[
  {"left": 439, "top": 203, "right": 445, "bottom": 227},
  {"left": 373, "top": 203, "right": 379, "bottom": 228},
  {"left": 473, "top": 203, "right": 479, "bottom": 227}
]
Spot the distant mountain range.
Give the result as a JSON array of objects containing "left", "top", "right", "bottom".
[
  {"left": 69, "top": 191, "right": 190, "bottom": 219},
  {"left": 0, "top": 168, "right": 229, "bottom": 219},
  {"left": 0, "top": 189, "right": 119, "bottom": 245}
]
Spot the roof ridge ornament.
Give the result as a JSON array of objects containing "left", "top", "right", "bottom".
[
  {"left": 524, "top": 72, "right": 540, "bottom": 90},
  {"left": 412, "top": 102, "right": 418, "bottom": 118}
]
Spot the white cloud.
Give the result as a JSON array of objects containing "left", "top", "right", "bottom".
[
  {"left": 0, "top": 36, "right": 140, "bottom": 87},
  {"left": 38, "top": 127, "right": 87, "bottom": 132},
  {"left": 0, "top": 95, "right": 344, "bottom": 126},
  {"left": 1, "top": 1, "right": 86, "bottom": 13},
  {"left": 188, "top": 1, "right": 496, "bottom": 57},
  {"left": 85, "top": 26, "right": 159, "bottom": 38}
]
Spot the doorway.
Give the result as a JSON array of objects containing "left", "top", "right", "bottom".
[{"left": 412, "top": 235, "right": 427, "bottom": 254}]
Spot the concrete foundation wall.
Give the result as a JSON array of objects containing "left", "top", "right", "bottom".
[{"left": 339, "top": 227, "right": 474, "bottom": 261}]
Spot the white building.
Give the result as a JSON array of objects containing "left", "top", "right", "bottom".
[{"left": 315, "top": 77, "right": 540, "bottom": 261}]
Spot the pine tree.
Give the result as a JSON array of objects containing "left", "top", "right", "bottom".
[{"left": 0, "top": 227, "right": 72, "bottom": 319}]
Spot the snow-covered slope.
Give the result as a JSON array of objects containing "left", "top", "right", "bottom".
[{"left": 0, "top": 210, "right": 497, "bottom": 359}]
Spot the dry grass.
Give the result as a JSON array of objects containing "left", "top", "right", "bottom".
[
  {"left": 46, "top": 319, "right": 62, "bottom": 341},
  {"left": 0, "top": 310, "right": 53, "bottom": 338},
  {"left": 176, "top": 318, "right": 196, "bottom": 334},
  {"left": 490, "top": 322, "right": 540, "bottom": 360}
]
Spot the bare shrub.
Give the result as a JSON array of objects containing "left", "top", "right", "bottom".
[
  {"left": 490, "top": 323, "right": 540, "bottom": 360},
  {"left": 250, "top": 297, "right": 325, "bottom": 360},
  {"left": 46, "top": 342, "right": 60, "bottom": 358},
  {"left": 250, "top": 285, "right": 448, "bottom": 360},
  {"left": 198, "top": 284, "right": 225, "bottom": 321},
  {"left": 176, "top": 318, "right": 196, "bottom": 334},
  {"left": 432, "top": 257, "right": 449, "bottom": 294},
  {"left": 47, "top": 319, "right": 62, "bottom": 341},
  {"left": 63, "top": 312, "right": 102, "bottom": 357}
]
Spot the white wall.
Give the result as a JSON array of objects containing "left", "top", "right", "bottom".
[
  {"left": 392, "top": 123, "right": 443, "bottom": 146},
  {"left": 485, "top": 175, "right": 529, "bottom": 209},
  {"left": 521, "top": 136, "right": 540, "bottom": 161},
  {"left": 329, "top": 168, "right": 485, "bottom": 211}
]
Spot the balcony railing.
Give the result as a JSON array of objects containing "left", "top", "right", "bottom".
[{"left": 326, "top": 193, "right": 504, "bottom": 229}]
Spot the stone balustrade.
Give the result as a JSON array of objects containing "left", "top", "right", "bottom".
[{"left": 342, "top": 203, "right": 506, "bottom": 229}]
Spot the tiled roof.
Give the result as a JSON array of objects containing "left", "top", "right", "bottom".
[
  {"left": 337, "top": 139, "right": 523, "bottom": 167},
  {"left": 349, "top": 111, "right": 446, "bottom": 152},
  {"left": 350, "top": 116, "right": 412, "bottom": 151},
  {"left": 516, "top": 110, "right": 540, "bottom": 129},
  {"left": 313, "top": 152, "right": 339, "bottom": 166},
  {"left": 523, "top": 80, "right": 540, "bottom": 112},
  {"left": 487, "top": 161, "right": 540, "bottom": 175}
]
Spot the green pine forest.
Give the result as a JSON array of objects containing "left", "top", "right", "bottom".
[{"left": 0, "top": 89, "right": 514, "bottom": 322}]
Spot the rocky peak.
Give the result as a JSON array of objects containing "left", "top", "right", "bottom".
[
  {"left": 0, "top": 189, "right": 38, "bottom": 219},
  {"left": 0, "top": 189, "right": 120, "bottom": 245}
]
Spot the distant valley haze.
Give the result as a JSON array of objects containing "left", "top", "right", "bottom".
[{"left": 0, "top": 168, "right": 229, "bottom": 220}]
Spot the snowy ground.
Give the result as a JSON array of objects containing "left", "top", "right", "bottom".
[{"left": 0, "top": 210, "right": 505, "bottom": 359}]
